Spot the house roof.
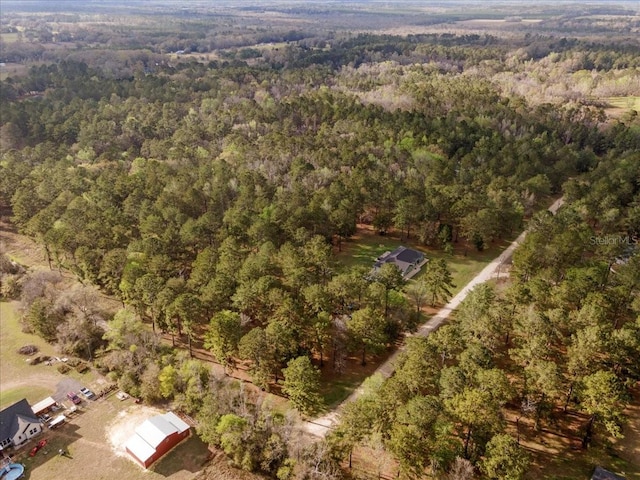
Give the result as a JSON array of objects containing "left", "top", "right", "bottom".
[
  {"left": 0, "top": 399, "right": 39, "bottom": 441},
  {"left": 125, "top": 411, "right": 190, "bottom": 466},
  {"left": 374, "top": 246, "right": 424, "bottom": 275},
  {"left": 125, "top": 433, "right": 156, "bottom": 463},
  {"left": 31, "top": 397, "right": 56, "bottom": 415},
  {"left": 395, "top": 248, "right": 423, "bottom": 263},
  {"left": 591, "top": 466, "right": 626, "bottom": 480},
  {"left": 136, "top": 416, "right": 178, "bottom": 448},
  {"left": 162, "top": 412, "right": 189, "bottom": 433}
]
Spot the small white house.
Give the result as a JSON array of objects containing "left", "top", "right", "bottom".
[{"left": 0, "top": 399, "right": 42, "bottom": 450}]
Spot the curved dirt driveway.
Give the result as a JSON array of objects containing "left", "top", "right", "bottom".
[{"left": 304, "top": 198, "right": 564, "bottom": 437}]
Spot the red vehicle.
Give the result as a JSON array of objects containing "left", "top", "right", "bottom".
[
  {"left": 67, "top": 392, "right": 81, "bottom": 405},
  {"left": 29, "top": 439, "right": 48, "bottom": 456}
]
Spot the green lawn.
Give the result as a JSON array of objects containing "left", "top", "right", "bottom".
[
  {"left": 605, "top": 96, "right": 640, "bottom": 113},
  {"left": 0, "top": 301, "right": 99, "bottom": 409},
  {"left": 319, "top": 378, "right": 359, "bottom": 410},
  {"left": 0, "top": 385, "right": 53, "bottom": 410},
  {"left": 0, "top": 301, "right": 53, "bottom": 359},
  {"left": 0, "top": 302, "right": 58, "bottom": 372},
  {"left": 532, "top": 443, "right": 639, "bottom": 480},
  {"left": 316, "top": 229, "right": 515, "bottom": 408},
  {"left": 337, "top": 228, "right": 513, "bottom": 296},
  {"left": 0, "top": 63, "right": 28, "bottom": 81}
]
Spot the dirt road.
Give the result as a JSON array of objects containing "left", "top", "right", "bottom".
[{"left": 304, "top": 197, "right": 564, "bottom": 437}]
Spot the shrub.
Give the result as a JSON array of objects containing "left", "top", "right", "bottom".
[
  {"left": 57, "top": 363, "right": 71, "bottom": 374},
  {"left": 75, "top": 362, "right": 89, "bottom": 373},
  {"left": 30, "top": 355, "right": 51, "bottom": 365},
  {"left": 67, "top": 358, "right": 81, "bottom": 367},
  {"left": 1, "top": 274, "right": 22, "bottom": 299},
  {"left": 118, "top": 370, "right": 140, "bottom": 397},
  {"left": 17, "top": 345, "right": 38, "bottom": 355}
]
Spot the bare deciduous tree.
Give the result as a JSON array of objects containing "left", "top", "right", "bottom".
[{"left": 447, "top": 457, "right": 476, "bottom": 480}]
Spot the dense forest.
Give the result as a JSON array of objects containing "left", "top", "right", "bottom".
[{"left": 1, "top": 2, "right": 639, "bottom": 479}]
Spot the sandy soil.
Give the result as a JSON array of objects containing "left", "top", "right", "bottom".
[{"left": 105, "top": 404, "right": 164, "bottom": 458}]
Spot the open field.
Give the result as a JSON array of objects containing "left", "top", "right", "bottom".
[
  {"left": 0, "top": 32, "right": 21, "bottom": 43},
  {"left": 0, "top": 385, "right": 52, "bottom": 411},
  {"left": 1, "top": 209, "right": 49, "bottom": 268},
  {"left": 605, "top": 96, "right": 640, "bottom": 117},
  {"left": 0, "top": 301, "right": 107, "bottom": 408},
  {"left": 0, "top": 63, "right": 29, "bottom": 81},
  {"left": 0, "top": 301, "right": 66, "bottom": 409}
]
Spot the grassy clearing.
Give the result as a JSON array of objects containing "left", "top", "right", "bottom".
[
  {"left": 0, "top": 385, "right": 53, "bottom": 410},
  {"left": 605, "top": 96, "right": 640, "bottom": 119},
  {"left": 0, "top": 215, "right": 48, "bottom": 267},
  {"left": 319, "top": 378, "right": 358, "bottom": 409},
  {"left": 337, "top": 225, "right": 513, "bottom": 296},
  {"left": 0, "top": 301, "right": 100, "bottom": 409},
  {"left": 316, "top": 227, "right": 515, "bottom": 407},
  {"left": 606, "top": 96, "right": 640, "bottom": 112},
  {"left": 0, "top": 32, "right": 20, "bottom": 43},
  {"left": 316, "top": 347, "right": 394, "bottom": 410},
  {"left": 0, "top": 301, "right": 53, "bottom": 363},
  {"left": 0, "top": 62, "right": 28, "bottom": 81},
  {"left": 0, "top": 302, "right": 62, "bottom": 387}
]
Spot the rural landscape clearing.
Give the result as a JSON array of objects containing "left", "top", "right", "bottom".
[{"left": 1, "top": 1, "right": 639, "bottom": 480}]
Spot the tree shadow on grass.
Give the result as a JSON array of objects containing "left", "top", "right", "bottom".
[
  {"left": 17, "top": 423, "right": 82, "bottom": 478},
  {"left": 152, "top": 434, "right": 211, "bottom": 477}
]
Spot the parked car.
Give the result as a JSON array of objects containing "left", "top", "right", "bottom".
[
  {"left": 115, "top": 391, "right": 129, "bottom": 401},
  {"left": 66, "top": 392, "right": 81, "bottom": 405},
  {"left": 79, "top": 387, "right": 95, "bottom": 399},
  {"left": 29, "top": 439, "right": 48, "bottom": 456}
]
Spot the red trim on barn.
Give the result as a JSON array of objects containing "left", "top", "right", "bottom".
[
  {"left": 126, "top": 430, "right": 190, "bottom": 468},
  {"left": 125, "top": 414, "right": 191, "bottom": 469}
]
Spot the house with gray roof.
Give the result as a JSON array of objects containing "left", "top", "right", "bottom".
[
  {"left": 0, "top": 399, "right": 42, "bottom": 450},
  {"left": 373, "top": 246, "right": 426, "bottom": 278}
]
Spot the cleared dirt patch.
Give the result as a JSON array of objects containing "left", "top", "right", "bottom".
[
  {"left": 0, "top": 208, "right": 48, "bottom": 268},
  {"left": 106, "top": 404, "right": 164, "bottom": 458}
]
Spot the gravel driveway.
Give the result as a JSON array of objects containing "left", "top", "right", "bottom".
[{"left": 304, "top": 198, "right": 564, "bottom": 437}]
